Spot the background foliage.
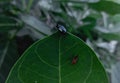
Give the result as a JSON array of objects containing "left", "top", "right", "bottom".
[{"left": 0, "top": 0, "right": 120, "bottom": 83}]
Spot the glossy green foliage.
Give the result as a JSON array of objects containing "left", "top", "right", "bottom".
[{"left": 6, "top": 32, "right": 108, "bottom": 83}]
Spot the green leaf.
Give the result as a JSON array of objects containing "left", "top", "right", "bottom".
[
  {"left": 70, "top": 4, "right": 84, "bottom": 11},
  {"left": 6, "top": 32, "right": 108, "bottom": 83},
  {"left": 111, "top": 14, "right": 120, "bottom": 22},
  {"left": 20, "top": 14, "right": 52, "bottom": 36},
  {"left": 89, "top": 1, "right": 120, "bottom": 15},
  {"left": 101, "top": 33, "right": 120, "bottom": 41},
  {"left": 0, "top": 15, "right": 18, "bottom": 32},
  {"left": 0, "top": 0, "right": 12, "bottom": 2},
  {"left": 81, "top": 16, "right": 96, "bottom": 30},
  {"left": 26, "top": 0, "right": 34, "bottom": 13},
  {"left": 106, "top": 0, "right": 120, "bottom": 4}
]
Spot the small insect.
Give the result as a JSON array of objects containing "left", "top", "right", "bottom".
[
  {"left": 56, "top": 24, "right": 67, "bottom": 34},
  {"left": 72, "top": 55, "right": 78, "bottom": 64}
]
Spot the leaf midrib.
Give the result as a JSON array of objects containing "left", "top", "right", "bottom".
[{"left": 59, "top": 36, "right": 61, "bottom": 83}]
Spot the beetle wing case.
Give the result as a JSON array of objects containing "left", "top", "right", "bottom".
[{"left": 56, "top": 24, "right": 67, "bottom": 34}]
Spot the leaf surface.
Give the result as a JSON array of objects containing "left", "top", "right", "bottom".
[
  {"left": 6, "top": 32, "right": 108, "bottom": 83},
  {"left": 89, "top": 1, "right": 120, "bottom": 15}
]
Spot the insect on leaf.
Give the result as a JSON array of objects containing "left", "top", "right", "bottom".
[{"left": 6, "top": 32, "right": 109, "bottom": 83}]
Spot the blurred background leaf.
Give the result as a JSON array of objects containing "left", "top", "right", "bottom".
[
  {"left": 0, "top": 33, "right": 19, "bottom": 83},
  {"left": 89, "top": 1, "right": 120, "bottom": 15},
  {"left": 0, "top": 15, "right": 19, "bottom": 32}
]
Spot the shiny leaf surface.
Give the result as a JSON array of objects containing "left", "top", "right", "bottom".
[{"left": 6, "top": 32, "right": 108, "bottom": 83}]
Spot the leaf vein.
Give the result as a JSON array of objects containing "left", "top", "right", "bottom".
[
  {"left": 83, "top": 49, "right": 93, "bottom": 83},
  {"left": 25, "top": 66, "right": 58, "bottom": 80},
  {"left": 35, "top": 50, "right": 57, "bottom": 69},
  {"left": 59, "top": 37, "right": 62, "bottom": 83}
]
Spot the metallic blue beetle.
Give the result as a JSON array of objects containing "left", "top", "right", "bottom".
[{"left": 56, "top": 24, "right": 67, "bottom": 34}]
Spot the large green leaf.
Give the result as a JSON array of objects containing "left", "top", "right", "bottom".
[{"left": 6, "top": 32, "right": 108, "bottom": 83}]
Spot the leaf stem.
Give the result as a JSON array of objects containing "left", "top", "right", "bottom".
[
  {"left": 30, "top": 26, "right": 48, "bottom": 36},
  {"left": 22, "top": 0, "right": 26, "bottom": 10},
  {"left": 26, "top": 0, "right": 34, "bottom": 13},
  {"left": 0, "top": 42, "right": 10, "bottom": 68}
]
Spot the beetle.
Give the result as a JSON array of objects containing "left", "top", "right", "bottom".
[
  {"left": 72, "top": 55, "right": 78, "bottom": 64},
  {"left": 56, "top": 24, "right": 67, "bottom": 34}
]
